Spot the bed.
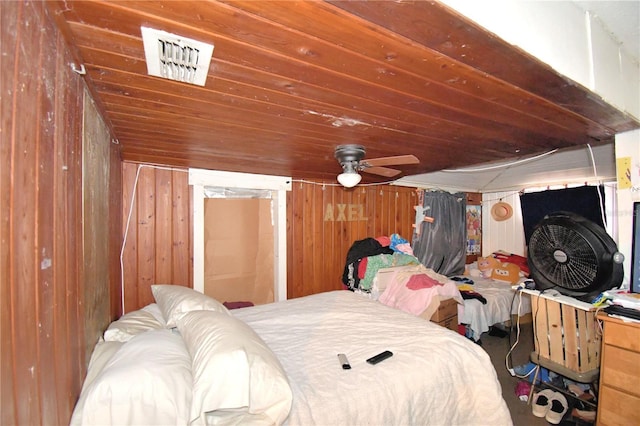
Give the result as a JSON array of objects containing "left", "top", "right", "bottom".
[
  {"left": 457, "top": 262, "right": 533, "bottom": 341},
  {"left": 71, "top": 285, "right": 513, "bottom": 425},
  {"left": 457, "top": 275, "right": 532, "bottom": 341}
]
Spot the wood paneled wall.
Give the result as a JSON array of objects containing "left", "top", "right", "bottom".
[
  {"left": 82, "top": 92, "right": 123, "bottom": 358},
  {"left": 287, "top": 182, "right": 419, "bottom": 297},
  {"left": 1, "top": 3, "right": 121, "bottom": 424},
  {"left": 120, "top": 165, "right": 418, "bottom": 308},
  {"left": 121, "top": 163, "right": 193, "bottom": 311}
]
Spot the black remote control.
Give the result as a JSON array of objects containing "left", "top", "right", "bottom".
[{"left": 366, "top": 350, "right": 393, "bottom": 365}]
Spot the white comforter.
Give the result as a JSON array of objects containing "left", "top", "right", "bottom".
[
  {"left": 233, "top": 290, "right": 513, "bottom": 426},
  {"left": 458, "top": 277, "right": 532, "bottom": 341}
]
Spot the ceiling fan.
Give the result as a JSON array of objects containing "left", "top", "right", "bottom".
[{"left": 334, "top": 144, "right": 420, "bottom": 187}]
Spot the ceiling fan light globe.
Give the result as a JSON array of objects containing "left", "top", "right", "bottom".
[{"left": 337, "top": 172, "right": 361, "bottom": 188}]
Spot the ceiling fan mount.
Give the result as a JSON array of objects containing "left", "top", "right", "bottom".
[
  {"left": 333, "top": 144, "right": 420, "bottom": 187},
  {"left": 334, "top": 144, "right": 366, "bottom": 166}
]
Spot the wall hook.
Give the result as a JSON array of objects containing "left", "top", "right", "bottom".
[{"left": 71, "top": 63, "right": 86, "bottom": 75}]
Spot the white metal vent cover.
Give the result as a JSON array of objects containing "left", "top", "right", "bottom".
[{"left": 141, "top": 26, "right": 214, "bottom": 86}]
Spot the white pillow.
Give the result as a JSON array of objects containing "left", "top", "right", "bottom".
[
  {"left": 75, "top": 329, "right": 193, "bottom": 426},
  {"left": 103, "top": 304, "right": 165, "bottom": 342},
  {"left": 142, "top": 302, "right": 166, "bottom": 323},
  {"left": 151, "top": 284, "right": 230, "bottom": 328},
  {"left": 177, "top": 310, "right": 293, "bottom": 426},
  {"left": 70, "top": 341, "right": 124, "bottom": 426}
]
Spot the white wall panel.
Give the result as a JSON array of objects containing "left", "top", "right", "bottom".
[
  {"left": 481, "top": 191, "right": 527, "bottom": 257},
  {"left": 590, "top": 12, "right": 626, "bottom": 114},
  {"left": 621, "top": 51, "right": 640, "bottom": 118},
  {"left": 440, "top": 0, "right": 639, "bottom": 120}
]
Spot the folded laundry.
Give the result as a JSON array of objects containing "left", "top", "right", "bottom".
[
  {"left": 457, "top": 284, "right": 475, "bottom": 292},
  {"left": 451, "top": 276, "right": 474, "bottom": 284},
  {"left": 460, "top": 290, "right": 487, "bottom": 304},
  {"left": 223, "top": 301, "right": 254, "bottom": 310},
  {"left": 406, "top": 274, "right": 442, "bottom": 290}
]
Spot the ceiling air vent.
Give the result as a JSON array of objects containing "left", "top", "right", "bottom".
[{"left": 141, "top": 26, "right": 214, "bottom": 86}]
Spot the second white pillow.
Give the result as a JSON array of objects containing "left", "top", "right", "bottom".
[
  {"left": 151, "top": 284, "right": 230, "bottom": 328},
  {"left": 177, "top": 310, "right": 293, "bottom": 426}
]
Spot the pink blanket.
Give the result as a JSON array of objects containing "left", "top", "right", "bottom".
[{"left": 378, "top": 265, "right": 462, "bottom": 316}]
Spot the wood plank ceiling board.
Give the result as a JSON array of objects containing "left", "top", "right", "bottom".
[{"left": 49, "top": 0, "right": 639, "bottom": 183}]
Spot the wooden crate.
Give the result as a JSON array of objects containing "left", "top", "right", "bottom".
[{"left": 529, "top": 293, "right": 601, "bottom": 376}]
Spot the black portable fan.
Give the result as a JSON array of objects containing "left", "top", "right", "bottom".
[{"left": 528, "top": 211, "right": 624, "bottom": 301}]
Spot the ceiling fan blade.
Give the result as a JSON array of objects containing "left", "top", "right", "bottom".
[
  {"left": 362, "top": 166, "right": 402, "bottom": 177},
  {"left": 363, "top": 154, "right": 419, "bottom": 167}
]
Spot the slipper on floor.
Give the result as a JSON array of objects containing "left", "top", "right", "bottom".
[
  {"left": 531, "top": 389, "right": 555, "bottom": 418},
  {"left": 545, "top": 392, "right": 568, "bottom": 424},
  {"left": 572, "top": 408, "right": 596, "bottom": 423}
]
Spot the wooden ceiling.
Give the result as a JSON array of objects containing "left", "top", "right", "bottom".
[{"left": 49, "top": 1, "right": 639, "bottom": 183}]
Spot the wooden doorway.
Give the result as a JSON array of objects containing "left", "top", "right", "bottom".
[{"left": 190, "top": 169, "right": 291, "bottom": 302}]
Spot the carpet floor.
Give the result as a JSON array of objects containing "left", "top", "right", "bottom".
[{"left": 480, "top": 321, "right": 597, "bottom": 426}]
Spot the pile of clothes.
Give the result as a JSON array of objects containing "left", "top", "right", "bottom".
[
  {"left": 451, "top": 277, "right": 487, "bottom": 304},
  {"left": 342, "top": 235, "right": 416, "bottom": 292}
]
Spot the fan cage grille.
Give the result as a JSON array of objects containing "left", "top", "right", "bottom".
[{"left": 529, "top": 223, "right": 599, "bottom": 290}]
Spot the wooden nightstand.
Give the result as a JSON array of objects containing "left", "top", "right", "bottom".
[
  {"left": 596, "top": 313, "right": 640, "bottom": 425},
  {"left": 430, "top": 298, "right": 458, "bottom": 331}
]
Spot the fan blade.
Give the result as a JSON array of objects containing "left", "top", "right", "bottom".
[
  {"left": 363, "top": 154, "right": 419, "bottom": 167},
  {"left": 362, "top": 166, "right": 402, "bottom": 177}
]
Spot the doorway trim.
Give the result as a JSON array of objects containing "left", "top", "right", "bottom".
[{"left": 189, "top": 169, "right": 292, "bottom": 301}]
